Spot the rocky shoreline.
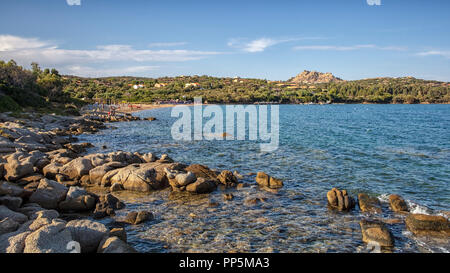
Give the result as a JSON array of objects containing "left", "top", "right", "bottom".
[{"left": 0, "top": 111, "right": 448, "bottom": 253}]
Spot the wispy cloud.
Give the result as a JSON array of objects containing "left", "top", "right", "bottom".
[
  {"left": 366, "top": 0, "right": 381, "bottom": 6},
  {"left": 293, "top": 44, "right": 406, "bottom": 51},
  {"left": 228, "top": 37, "right": 323, "bottom": 53},
  {"left": 0, "top": 35, "right": 222, "bottom": 76},
  {"left": 66, "top": 0, "right": 81, "bottom": 6},
  {"left": 148, "top": 42, "right": 188, "bottom": 48},
  {"left": 416, "top": 50, "right": 450, "bottom": 59}
]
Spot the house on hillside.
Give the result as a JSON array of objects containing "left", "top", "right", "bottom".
[{"left": 133, "top": 84, "right": 145, "bottom": 89}]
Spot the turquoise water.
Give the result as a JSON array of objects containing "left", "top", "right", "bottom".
[{"left": 79, "top": 104, "right": 450, "bottom": 253}]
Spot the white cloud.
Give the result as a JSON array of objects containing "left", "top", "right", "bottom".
[
  {"left": 416, "top": 50, "right": 450, "bottom": 59},
  {"left": 148, "top": 42, "right": 188, "bottom": 47},
  {"left": 366, "top": 0, "right": 381, "bottom": 6},
  {"left": 66, "top": 0, "right": 81, "bottom": 6},
  {"left": 293, "top": 44, "right": 406, "bottom": 51},
  {"left": 0, "top": 35, "right": 50, "bottom": 51},
  {"left": 0, "top": 35, "right": 221, "bottom": 76},
  {"left": 228, "top": 37, "right": 321, "bottom": 53}
]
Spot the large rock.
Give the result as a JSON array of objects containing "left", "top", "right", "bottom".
[
  {"left": 255, "top": 172, "right": 283, "bottom": 189},
  {"left": 0, "top": 182, "right": 25, "bottom": 197},
  {"left": 0, "top": 205, "right": 28, "bottom": 224},
  {"left": 58, "top": 187, "right": 96, "bottom": 212},
  {"left": 42, "top": 162, "right": 63, "bottom": 179},
  {"left": 358, "top": 193, "right": 382, "bottom": 213},
  {"left": 97, "top": 236, "right": 137, "bottom": 253},
  {"left": 29, "top": 179, "right": 68, "bottom": 209},
  {"left": 59, "top": 157, "right": 94, "bottom": 180},
  {"left": 0, "top": 230, "right": 31, "bottom": 253},
  {"left": 65, "top": 219, "right": 109, "bottom": 253},
  {"left": 102, "top": 162, "right": 185, "bottom": 191},
  {"left": 0, "top": 218, "right": 20, "bottom": 235},
  {"left": 186, "top": 178, "right": 217, "bottom": 194},
  {"left": 23, "top": 220, "right": 73, "bottom": 253},
  {"left": 327, "top": 188, "right": 355, "bottom": 211},
  {"left": 4, "top": 151, "right": 35, "bottom": 181},
  {"left": 405, "top": 214, "right": 450, "bottom": 238},
  {"left": 388, "top": 194, "right": 408, "bottom": 212},
  {"left": 360, "top": 219, "right": 394, "bottom": 247},
  {"left": 109, "top": 164, "right": 157, "bottom": 191},
  {"left": 0, "top": 196, "right": 22, "bottom": 211}
]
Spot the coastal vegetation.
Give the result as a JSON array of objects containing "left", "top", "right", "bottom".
[{"left": 1, "top": 60, "right": 449, "bottom": 114}]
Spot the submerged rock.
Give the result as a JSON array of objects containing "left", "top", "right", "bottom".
[
  {"left": 217, "top": 170, "right": 238, "bottom": 187},
  {"left": 358, "top": 193, "right": 382, "bottom": 213},
  {"left": 255, "top": 172, "right": 283, "bottom": 189},
  {"left": 124, "top": 211, "right": 154, "bottom": 225},
  {"left": 360, "top": 219, "right": 394, "bottom": 247},
  {"left": 327, "top": 188, "right": 355, "bottom": 211},
  {"left": 388, "top": 194, "right": 408, "bottom": 212},
  {"left": 93, "top": 193, "right": 125, "bottom": 219},
  {"left": 405, "top": 214, "right": 450, "bottom": 238}
]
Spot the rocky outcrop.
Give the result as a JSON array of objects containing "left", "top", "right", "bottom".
[
  {"left": 327, "top": 188, "right": 355, "bottom": 211},
  {"left": 405, "top": 214, "right": 450, "bottom": 238},
  {"left": 289, "top": 70, "right": 343, "bottom": 84},
  {"left": 388, "top": 194, "right": 408, "bottom": 212},
  {"left": 360, "top": 219, "right": 394, "bottom": 247},
  {"left": 255, "top": 172, "right": 283, "bottom": 189},
  {"left": 358, "top": 193, "right": 382, "bottom": 213}
]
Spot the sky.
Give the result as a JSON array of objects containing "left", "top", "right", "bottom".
[{"left": 0, "top": 0, "right": 449, "bottom": 81}]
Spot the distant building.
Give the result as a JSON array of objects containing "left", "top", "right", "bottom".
[
  {"left": 133, "top": 84, "right": 145, "bottom": 89},
  {"left": 154, "top": 83, "right": 168, "bottom": 88}
]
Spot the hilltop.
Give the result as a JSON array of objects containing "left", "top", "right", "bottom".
[{"left": 288, "top": 70, "right": 343, "bottom": 84}]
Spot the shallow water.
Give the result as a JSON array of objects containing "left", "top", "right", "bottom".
[{"left": 78, "top": 104, "right": 450, "bottom": 253}]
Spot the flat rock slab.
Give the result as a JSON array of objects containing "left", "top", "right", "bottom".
[
  {"left": 360, "top": 219, "right": 394, "bottom": 247},
  {"left": 405, "top": 214, "right": 450, "bottom": 238}
]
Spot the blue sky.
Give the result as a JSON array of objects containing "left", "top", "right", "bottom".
[{"left": 0, "top": 0, "right": 449, "bottom": 81}]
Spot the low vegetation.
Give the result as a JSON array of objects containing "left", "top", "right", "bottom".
[{"left": 1, "top": 59, "right": 449, "bottom": 114}]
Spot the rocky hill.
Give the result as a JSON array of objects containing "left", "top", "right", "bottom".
[{"left": 289, "top": 70, "right": 343, "bottom": 84}]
